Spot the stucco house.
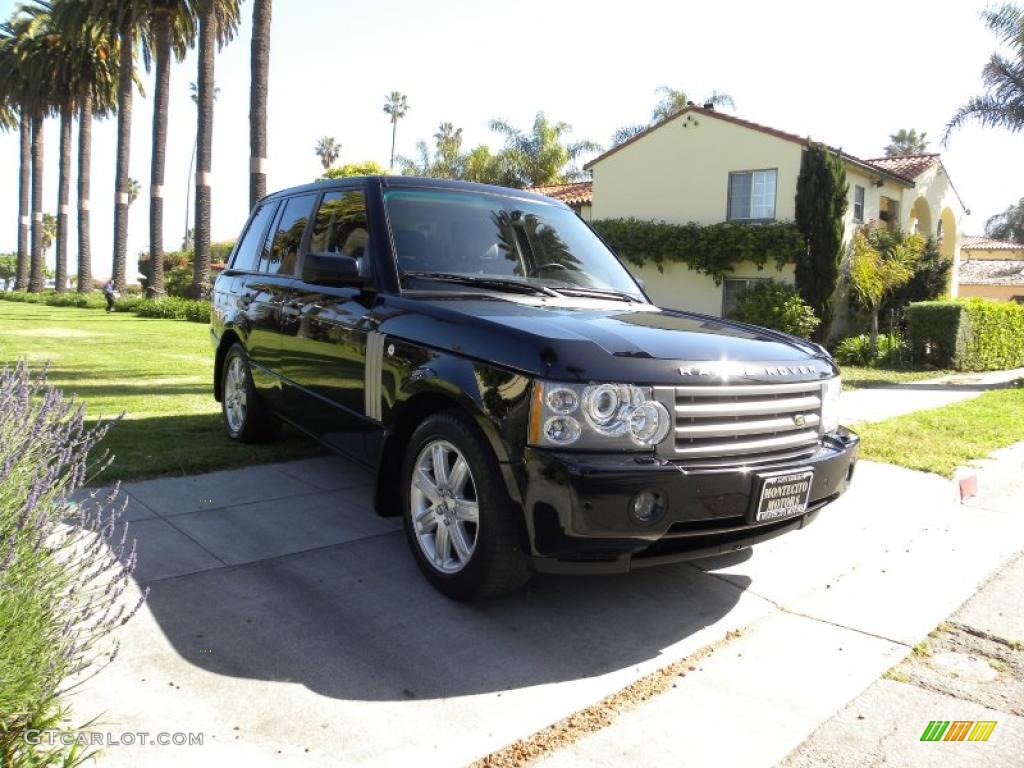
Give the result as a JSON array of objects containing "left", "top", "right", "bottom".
[
  {"left": 957, "top": 235, "right": 1024, "bottom": 303},
  {"left": 533, "top": 106, "right": 970, "bottom": 329}
]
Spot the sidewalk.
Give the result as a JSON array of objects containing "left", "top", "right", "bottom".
[{"left": 839, "top": 367, "right": 1024, "bottom": 424}]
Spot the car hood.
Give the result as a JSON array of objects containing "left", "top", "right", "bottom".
[{"left": 380, "top": 293, "right": 836, "bottom": 383}]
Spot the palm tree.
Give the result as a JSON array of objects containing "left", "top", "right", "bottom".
[
  {"left": 610, "top": 123, "right": 647, "bottom": 148},
  {"left": 985, "top": 197, "right": 1024, "bottom": 243},
  {"left": 651, "top": 85, "right": 735, "bottom": 122},
  {"left": 4, "top": 4, "right": 51, "bottom": 293},
  {"left": 127, "top": 177, "right": 141, "bottom": 206},
  {"left": 249, "top": 0, "right": 272, "bottom": 210},
  {"left": 383, "top": 91, "right": 409, "bottom": 169},
  {"left": 945, "top": 4, "right": 1024, "bottom": 142},
  {"left": 190, "top": 0, "right": 241, "bottom": 299},
  {"left": 51, "top": 1, "right": 119, "bottom": 294},
  {"left": 184, "top": 79, "right": 218, "bottom": 250},
  {"left": 884, "top": 128, "right": 929, "bottom": 157},
  {"left": 0, "top": 17, "right": 32, "bottom": 290},
  {"left": 488, "top": 112, "right": 602, "bottom": 187},
  {"left": 146, "top": 1, "right": 198, "bottom": 299},
  {"left": 315, "top": 136, "right": 340, "bottom": 170}
]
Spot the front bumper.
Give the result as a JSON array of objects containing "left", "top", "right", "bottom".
[{"left": 521, "top": 427, "right": 859, "bottom": 574}]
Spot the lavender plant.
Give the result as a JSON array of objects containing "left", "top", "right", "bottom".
[{"left": 0, "top": 361, "right": 146, "bottom": 767}]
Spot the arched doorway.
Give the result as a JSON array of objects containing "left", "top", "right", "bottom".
[
  {"left": 939, "top": 207, "right": 959, "bottom": 295},
  {"left": 908, "top": 197, "right": 933, "bottom": 237}
]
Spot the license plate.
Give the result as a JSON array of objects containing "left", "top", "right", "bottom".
[{"left": 753, "top": 469, "right": 814, "bottom": 522}]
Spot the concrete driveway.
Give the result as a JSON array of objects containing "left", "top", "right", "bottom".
[{"left": 71, "top": 449, "right": 1024, "bottom": 768}]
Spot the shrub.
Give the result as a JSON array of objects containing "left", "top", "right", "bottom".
[
  {"left": 0, "top": 291, "right": 211, "bottom": 325},
  {"left": 834, "top": 332, "right": 905, "bottom": 367},
  {"left": 906, "top": 298, "right": 1024, "bottom": 370},
  {"left": 727, "top": 280, "right": 821, "bottom": 339},
  {"left": 0, "top": 362, "right": 145, "bottom": 767},
  {"left": 131, "top": 296, "right": 211, "bottom": 323}
]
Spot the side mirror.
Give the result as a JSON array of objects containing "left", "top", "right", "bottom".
[{"left": 303, "top": 253, "right": 368, "bottom": 288}]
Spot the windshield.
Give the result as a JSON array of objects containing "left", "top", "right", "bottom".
[{"left": 384, "top": 188, "right": 645, "bottom": 300}]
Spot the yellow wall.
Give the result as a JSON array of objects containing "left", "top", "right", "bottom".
[
  {"left": 590, "top": 114, "right": 803, "bottom": 223},
  {"left": 962, "top": 247, "right": 1024, "bottom": 261},
  {"left": 957, "top": 284, "right": 1024, "bottom": 301},
  {"left": 628, "top": 259, "right": 795, "bottom": 316}
]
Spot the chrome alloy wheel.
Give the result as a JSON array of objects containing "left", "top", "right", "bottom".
[
  {"left": 410, "top": 439, "right": 480, "bottom": 574},
  {"left": 224, "top": 355, "right": 248, "bottom": 434}
]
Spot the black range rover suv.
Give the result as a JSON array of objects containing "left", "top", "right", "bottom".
[{"left": 211, "top": 176, "right": 858, "bottom": 599}]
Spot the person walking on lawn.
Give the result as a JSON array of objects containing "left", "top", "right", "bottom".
[{"left": 103, "top": 280, "right": 118, "bottom": 313}]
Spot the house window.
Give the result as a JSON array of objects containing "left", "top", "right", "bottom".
[
  {"left": 722, "top": 277, "right": 769, "bottom": 317},
  {"left": 853, "top": 185, "right": 865, "bottom": 222},
  {"left": 879, "top": 196, "right": 900, "bottom": 229},
  {"left": 728, "top": 169, "right": 777, "bottom": 221}
]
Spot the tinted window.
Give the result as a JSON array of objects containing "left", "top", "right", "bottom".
[
  {"left": 307, "top": 189, "right": 372, "bottom": 277},
  {"left": 385, "top": 189, "right": 643, "bottom": 298},
  {"left": 260, "top": 194, "right": 316, "bottom": 276},
  {"left": 231, "top": 201, "right": 278, "bottom": 271}
]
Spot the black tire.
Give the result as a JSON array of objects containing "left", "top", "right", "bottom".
[
  {"left": 401, "top": 410, "right": 531, "bottom": 600},
  {"left": 221, "top": 343, "right": 281, "bottom": 442}
]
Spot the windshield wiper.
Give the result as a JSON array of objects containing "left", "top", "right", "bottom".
[
  {"left": 402, "top": 272, "right": 561, "bottom": 297},
  {"left": 549, "top": 286, "right": 644, "bottom": 303}
]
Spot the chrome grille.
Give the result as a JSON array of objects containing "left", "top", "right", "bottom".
[{"left": 659, "top": 381, "right": 824, "bottom": 463}]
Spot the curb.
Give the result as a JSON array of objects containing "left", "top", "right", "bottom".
[{"left": 952, "top": 467, "right": 978, "bottom": 503}]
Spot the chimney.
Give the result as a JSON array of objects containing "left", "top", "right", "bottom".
[{"left": 703, "top": 101, "right": 715, "bottom": 110}]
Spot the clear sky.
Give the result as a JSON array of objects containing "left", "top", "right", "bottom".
[{"left": 1, "top": 0, "right": 1021, "bottom": 281}]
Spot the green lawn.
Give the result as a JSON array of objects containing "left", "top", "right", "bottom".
[
  {"left": 857, "top": 387, "right": 1024, "bottom": 477},
  {"left": 840, "top": 365, "right": 952, "bottom": 390},
  {"left": 0, "top": 301, "right": 321, "bottom": 482}
]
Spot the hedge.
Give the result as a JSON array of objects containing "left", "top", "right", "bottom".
[
  {"left": 906, "top": 298, "right": 1024, "bottom": 371},
  {"left": 590, "top": 218, "right": 804, "bottom": 284},
  {"left": 0, "top": 290, "right": 210, "bottom": 324}
]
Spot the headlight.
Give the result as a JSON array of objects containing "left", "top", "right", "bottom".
[
  {"left": 529, "top": 381, "right": 671, "bottom": 450},
  {"left": 820, "top": 376, "right": 842, "bottom": 434}
]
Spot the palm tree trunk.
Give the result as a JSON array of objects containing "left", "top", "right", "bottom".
[
  {"left": 55, "top": 102, "right": 72, "bottom": 293},
  {"left": 191, "top": 3, "right": 216, "bottom": 299},
  {"left": 390, "top": 119, "right": 397, "bottom": 169},
  {"left": 29, "top": 113, "right": 45, "bottom": 293},
  {"left": 77, "top": 92, "right": 93, "bottom": 293},
  {"left": 16, "top": 111, "right": 30, "bottom": 291},
  {"left": 249, "top": 0, "right": 272, "bottom": 210},
  {"left": 112, "top": 18, "right": 134, "bottom": 293},
  {"left": 149, "top": 11, "right": 171, "bottom": 299}
]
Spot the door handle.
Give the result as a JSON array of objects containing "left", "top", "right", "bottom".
[
  {"left": 237, "top": 293, "right": 254, "bottom": 309},
  {"left": 281, "top": 300, "right": 302, "bottom": 318}
]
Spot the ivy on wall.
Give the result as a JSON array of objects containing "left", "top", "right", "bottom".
[{"left": 590, "top": 218, "right": 804, "bottom": 285}]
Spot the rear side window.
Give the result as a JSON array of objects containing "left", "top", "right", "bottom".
[
  {"left": 231, "top": 201, "right": 278, "bottom": 272},
  {"left": 260, "top": 193, "right": 317, "bottom": 276},
  {"left": 306, "top": 189, "right": 372, "bottom": 276}
]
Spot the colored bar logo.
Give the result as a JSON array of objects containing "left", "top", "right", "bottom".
[{"left": 920, "top": 720, "right": 997, "bottom": 742}]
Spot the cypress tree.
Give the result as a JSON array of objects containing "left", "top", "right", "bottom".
[{"left": 794, "top": 142, "right": 848, "bottom": 342}]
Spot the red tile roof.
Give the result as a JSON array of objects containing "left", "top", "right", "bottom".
[
  {"left": 958, "top": 259, "right": 1024, "bottom": 285},
  {"left": 583, "top": 106, "right": 919, "bottom": 185},
  {"left": 525, "top": 181, "right": 593, "bottom": 206},
  {"left": 862, "top": 154, "right": 940, "bottom": 180},
  {"left": 961, "top": 235, "right": 1024, "bottom": 251}
]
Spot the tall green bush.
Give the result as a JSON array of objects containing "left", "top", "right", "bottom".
[{"left": 794, "top": 142, "right": 848, "bottom": 341}]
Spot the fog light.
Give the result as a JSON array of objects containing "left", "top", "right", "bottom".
[{"left": 629, "top": 490, "right": 666, "bottom": 525}]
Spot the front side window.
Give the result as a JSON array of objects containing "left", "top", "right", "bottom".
[
  {"left": 728, "top": 169, "right": 777, "bottom": 221},
  {"left": 260, "top": 194, "right": 316, "bottom": 276},
  {"left": 307, "top": 190, "right": 371, "bottom": 270},
  {"left": 231, "top": 200, "right": 278, "bottom": 272},
  {"left": 853, "top": 185, "right": 865, "bottom": 222},
  {"left": 385, "top": 188, "right": 645, "bottom": 299}
]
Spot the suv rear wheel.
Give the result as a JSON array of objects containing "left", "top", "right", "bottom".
[
  {"left": 401, "top": 411, "right": 531, "bottom": 600},
  {"left": 221, "top": 343, "right": 280, "bottom": 442}
]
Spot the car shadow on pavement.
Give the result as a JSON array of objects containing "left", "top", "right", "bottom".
[{"left": 133, "top": 528, "right": 752, "bottom": 702}]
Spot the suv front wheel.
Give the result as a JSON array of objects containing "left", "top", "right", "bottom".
[{"left": 401, "top": 411, "right": 531, "bottom": 600}]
